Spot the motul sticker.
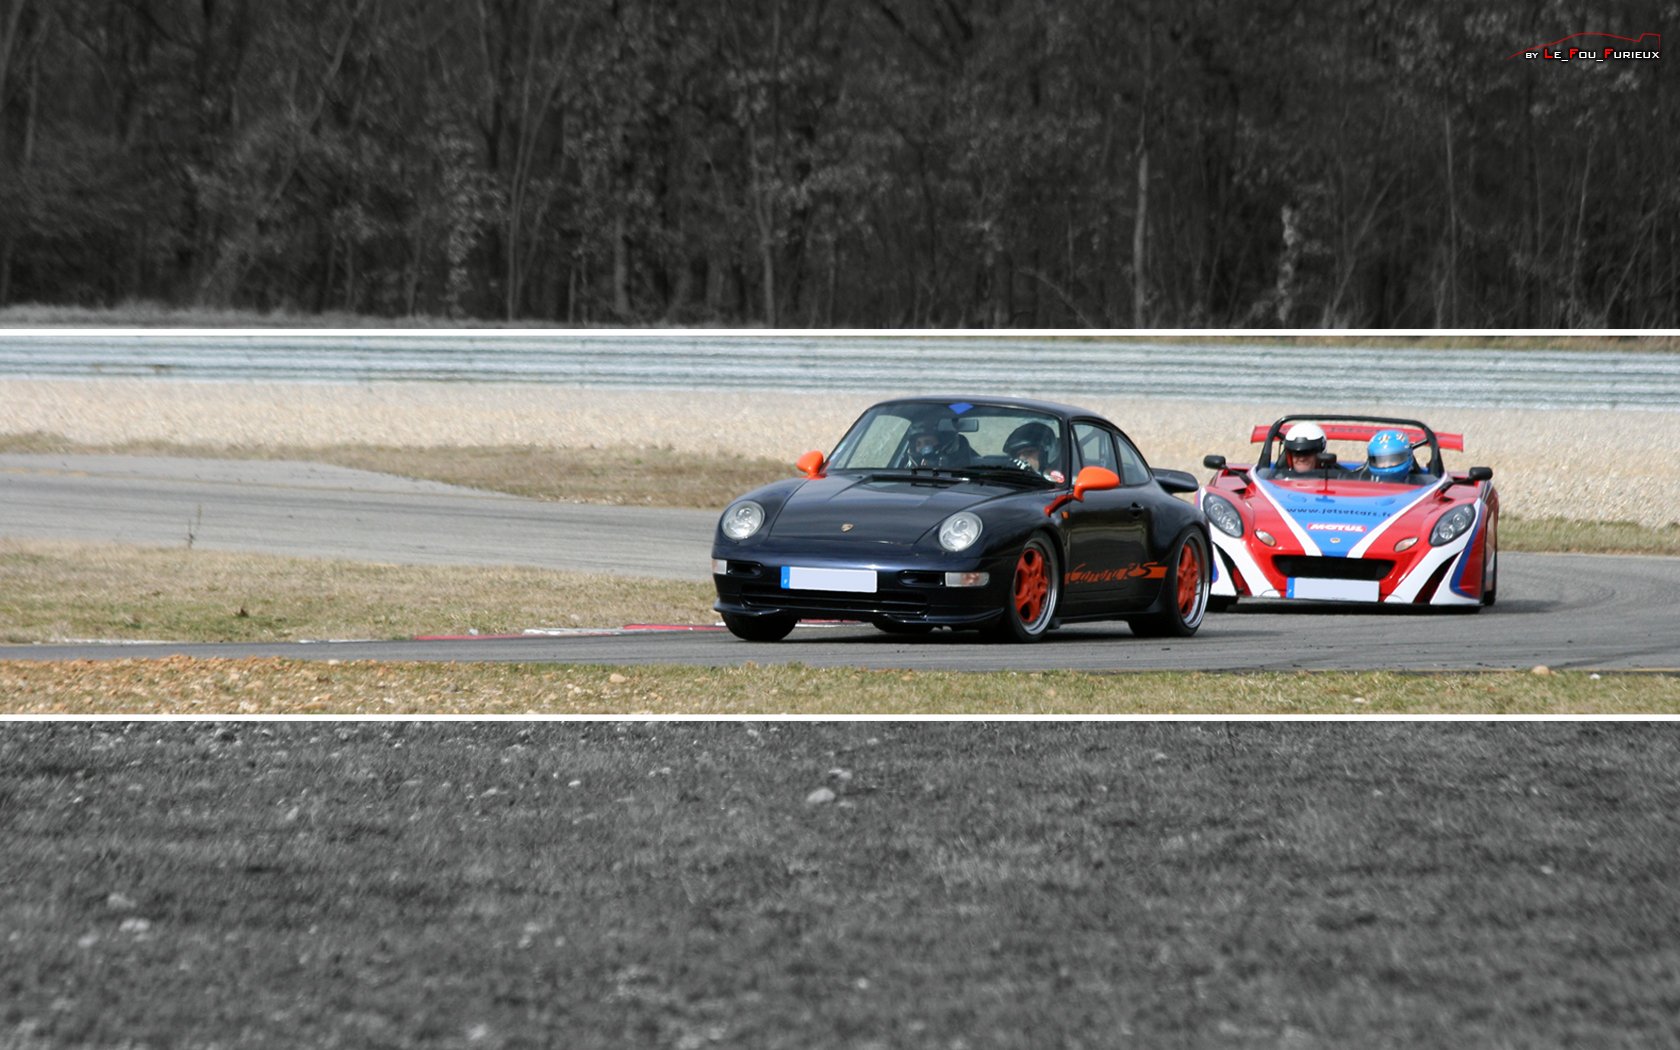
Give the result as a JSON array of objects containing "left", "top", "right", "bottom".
[{"left": 1307, "top": 522, "right": 1367, "bottom": 533}]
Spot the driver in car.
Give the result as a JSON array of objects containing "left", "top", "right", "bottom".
[
  {"left": 906, "top": 420, "right": 975, "bottom": 468},
  {"left": 1273, "top": 421, "right": 1329, "bottom": 478}
]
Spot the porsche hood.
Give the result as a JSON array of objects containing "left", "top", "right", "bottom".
[{"left": 766, "top": 474, "right": 1020, "bottom": 544}]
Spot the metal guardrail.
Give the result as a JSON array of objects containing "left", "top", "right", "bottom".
[{"left": 2, "top": 333, "right": 1677, "bottom": 410}]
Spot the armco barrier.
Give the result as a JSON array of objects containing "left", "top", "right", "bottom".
[{"left": 1, "top": 333, "right": 1677, "bottom": 410}]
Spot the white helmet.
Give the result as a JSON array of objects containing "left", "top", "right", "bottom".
[{"left": 1282, "top": 422, "right": 1327, "bottom": 457}]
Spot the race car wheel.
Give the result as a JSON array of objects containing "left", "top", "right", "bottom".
[
  {"left": 984, "top": 534, "right": 1060, "bottom": 643},
  {"left": 1482, "top": 544, "right": 1498, "bottom": 607},
  {"left": 1129, "top": 529, "right": 1210, "bottom": 638},
  {"left": 722, "top": 611, "right": 797, "bottom": 642}
]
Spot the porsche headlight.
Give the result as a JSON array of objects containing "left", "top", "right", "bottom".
[
  {"left": 1429, "top": 505, "right": 1476, "bottom": 547},
  {"left": 721, "top": 500, "right": 766, "bottom": 540},
  {"left": 937, "top": 512, "right": 983, "bottom": 552},
  {"left": 1204, "top": 494, "right": 1244, "bottom": 538}
]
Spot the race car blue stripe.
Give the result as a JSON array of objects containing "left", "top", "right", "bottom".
[
  {"left": 1255, "top": 479, "right": 1423, "bottom": 558},
  {"left": 1446, "top": 504, "right": 1486, "bottom": 599}
]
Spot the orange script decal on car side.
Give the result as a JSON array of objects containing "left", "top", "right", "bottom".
[{"left": 1065, "top": 562, "right": 1168, "bottom": 584}]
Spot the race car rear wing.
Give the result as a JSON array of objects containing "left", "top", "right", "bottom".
[{"left": 1249, "top": 424, "right": 1464, "bottom": 451}]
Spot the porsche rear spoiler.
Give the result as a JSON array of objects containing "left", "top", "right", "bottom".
[{"left": 1249, "top": 424, "right": 1463, "bottom": 451}]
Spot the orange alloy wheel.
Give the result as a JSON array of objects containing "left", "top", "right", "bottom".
[
  {"left": 1176, "top": 542, "right": 1203, "bottom": 618},
  {"left": 1014, "top": 548, "right": 1049, "bottom": 623}
]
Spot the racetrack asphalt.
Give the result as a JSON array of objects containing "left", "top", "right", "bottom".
[
  {"left": 0, "top": 453, "right": 716, "bottom": 580},
  {"left": 4, "top": 454, "right": 1679, "bottom": 671}
]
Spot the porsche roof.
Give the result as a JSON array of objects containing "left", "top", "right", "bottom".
[{"left": 873, "top": 395, "right": 1113, "bottom": 420}]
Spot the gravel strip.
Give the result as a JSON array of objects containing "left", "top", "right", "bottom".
[{"left": 7, "top": 378, "right": 1678, "bottom": 527}]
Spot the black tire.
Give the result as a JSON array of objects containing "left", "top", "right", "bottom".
[
  {"left": 1482, "top": 543, "right": 1498, "bottom": 607},
  {"left": 721, "top": 611, "right": 797, "bottom": 641},
  {"left": 1129, "top": 530, "right": 1211, "bottom": 638},
  {"left": 1208, "top": 595, "right": 1237, "bottom": 613},
  {"left": 982, "top": 534, "right": 1060, "bottom": 643}
]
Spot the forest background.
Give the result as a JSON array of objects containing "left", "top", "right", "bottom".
[{"left": 0, "top": 0, "right": 1673, "bottom": 328}]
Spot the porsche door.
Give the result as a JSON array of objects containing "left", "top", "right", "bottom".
[{"left": 1059, "top": 422, "right": 1154, "bottom": 613}]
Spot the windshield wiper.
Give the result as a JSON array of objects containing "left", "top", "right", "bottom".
[
  {"left": 853, "top": 468, "right": 967, "bottom": 485},
  {"left": 959, "top": 466, "right": 1055, "bottom": 486}
]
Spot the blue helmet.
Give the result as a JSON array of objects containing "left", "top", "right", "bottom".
[{"left": 1366, "top": 430, "right": 1415, "bottom": 480}]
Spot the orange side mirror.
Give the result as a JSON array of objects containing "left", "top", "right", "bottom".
[
  {"left": 1044, "top": 466, "right": 1121, "bottom": 516},
  {"left": 796, "top": 450, "right": 826, "bottom": 479},
  {"left": 1072, "top": 466, "right": 1121, "bottom": 500}
]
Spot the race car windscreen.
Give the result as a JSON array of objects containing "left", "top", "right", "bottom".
[
  {"left": 828, "top": 403, "right": 1065, "bottom": 476},
  {"left": 1268, "top": 432, "right": 1436, "bottom": 485}
]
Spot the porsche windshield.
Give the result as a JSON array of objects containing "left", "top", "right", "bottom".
[{"left": 828, "top": 402, "right": 1066, "bottom": 482}]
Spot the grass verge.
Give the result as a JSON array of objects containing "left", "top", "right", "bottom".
[
  {"left": 0, "top": 539, "right": 716, "bottom": 644},
  {"left": 4, "top": 721, "right": 1679, "bottom": 1048},
  {"left": 0, "top": 658, "right": 1673, "bottom": 714},
  {"left": 4, "top": 539, "right": 1677, "bottom": 714}
]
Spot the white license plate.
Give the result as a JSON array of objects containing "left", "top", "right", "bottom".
[
  {"left": 1286, "top": 577, "right": 1378, "bottom": 602},
  {"left": 781, "top": 566, "right": 877, "bottom": 593}
]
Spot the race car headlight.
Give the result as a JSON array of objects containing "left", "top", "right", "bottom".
[
  {"left": 937, "top": 512, "right": 983, "bottom": 553},
  {"left": 1203, "top": 494, "right": 1243, "bottom": 538},
  {"left": 721, "top": 500, "right": 766, "bottom": 540},
  {"left": 1429, "top": 506, "right": 1476, "bottom": 547}
]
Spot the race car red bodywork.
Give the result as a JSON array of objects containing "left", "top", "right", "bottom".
[{"left": 1199, "top": 415, "right": 1500, "bottom": 610}]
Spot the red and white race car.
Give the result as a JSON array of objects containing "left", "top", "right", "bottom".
[{"left": 1199, "top": 415, "right": 1499, "bottom": 610}]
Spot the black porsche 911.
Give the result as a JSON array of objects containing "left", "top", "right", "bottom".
[{"left": 711, "top": 396, "right": 1212, "bottom": 642}]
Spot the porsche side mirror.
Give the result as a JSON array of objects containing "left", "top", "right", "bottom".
[
  {"left": 1468, "top": 466, "right": 1493, "bottom": 482},
  {"left": 1072, "top": 466, "right": 1121, "bottom": 501},
  {"left": 1043, "top": 466, "right": 1120, "bottom": 516},
  {"left": 796, "top": 450, "right": 826, "bottom": 479},
  {"left": 1203, "top": 454, "right": 1227, "bottom": 471}
]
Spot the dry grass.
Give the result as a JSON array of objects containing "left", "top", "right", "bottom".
[
  {"left": 0, "top": 658, "right": 1673, "bottom": 714},
  {"left": 7, "top": 538, "right": 1675, "bottom": 714},
  {"left": 245, "top": 443, "right": 783, "bottom": 508},
  {"left": 1502, "top": 516, "right": 1680, "bottom": 556},
  {"left": 0, "top": 539, "right": 716, "bottom": 644}
]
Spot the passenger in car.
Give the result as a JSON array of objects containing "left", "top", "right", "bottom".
[
  {"left": 1356, "top": 429, "right": 1423, "bottom": 483},
  {"left": 1002, "top": 421, "right": 1059, "bottom": 480}
]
